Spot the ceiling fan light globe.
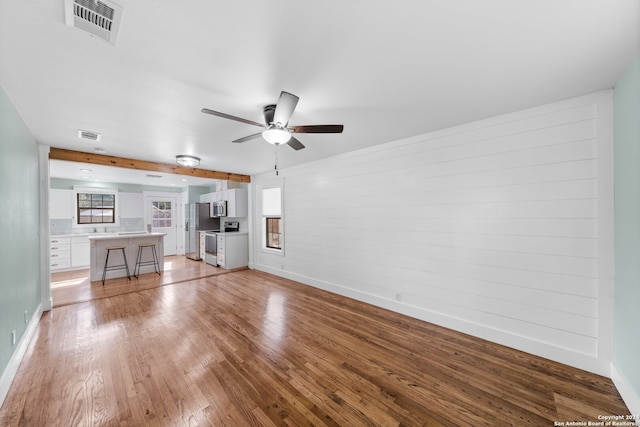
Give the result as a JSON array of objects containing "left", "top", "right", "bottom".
[{"left": 262, "top": 128, "right": 291, "bottom": 145}]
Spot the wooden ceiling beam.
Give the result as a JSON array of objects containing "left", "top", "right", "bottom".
[{"left": 48, "top": 148, "right": 251, "bottom": 183}]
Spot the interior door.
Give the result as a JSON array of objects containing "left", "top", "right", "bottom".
[{"left": 145, "top": 194, "right": 177, "bottom": 256}]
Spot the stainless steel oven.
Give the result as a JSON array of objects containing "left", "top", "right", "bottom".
[{"left": 204, "top": 232, "right": 217, "bottom": 266}]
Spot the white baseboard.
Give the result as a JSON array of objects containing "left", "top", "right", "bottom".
[
  {"left": 0, "top": 304, "right": 42, "bottom": 408},
  {"left": 611, "top": 363, "right": 640, "bottom": 423},
  {"left": 255, "top": 264, "right": 610, "bottom": 376}
]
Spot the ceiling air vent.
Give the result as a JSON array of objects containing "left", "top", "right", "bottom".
[
  {"left": 64, "top": 0, "right": 123, "bottom": 45},
  {"left": 78, "top": 129, "right": 102, "bottom": 141}
]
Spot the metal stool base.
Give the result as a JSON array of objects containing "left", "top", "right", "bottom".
[
  {"left": 134, "top": 243, "right": 161, "bottom": 279},
  {"left": 102, "top": 246, "right": 131, "bottom": 286}
]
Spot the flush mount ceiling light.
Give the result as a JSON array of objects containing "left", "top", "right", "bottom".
[
  {"left": 262, "top": 126, "right": 292, "bottom": 145},
  {"left": 176, "top": 155, "right": 200, "bottom": 167}
]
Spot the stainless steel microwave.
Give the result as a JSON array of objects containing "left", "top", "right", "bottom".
[{"left": 211, "top": 201, "right": 227, "bottom": 217}]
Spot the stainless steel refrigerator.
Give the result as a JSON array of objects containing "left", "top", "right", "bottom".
[{"left": 185, "top": 203, "right": 220, "bottom": 260}]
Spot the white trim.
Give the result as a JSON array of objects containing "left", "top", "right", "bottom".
[
  {"left": 0, "top": 304, "right": 42, "bottom": 408},
  {"left": 611, "top": 363, "right": 640, "bottom": 423},
  {"left": 72, "top": 185, "right": 119, "bottom": 193},
  {"left": 39, "top": 145, "right": 52, "bottom": 311},
  {"left": 255, "top": 262, "right": 611, "bottom": 376},
  {"left": 72, "top": 185, "right": 121, "bottom": 229},
  {"left": 247, "top": 182, "right": 255, "bottom": 268},
  {"left": 143, "top": 191, "right": 179, "bottom": 256},
  {"left": 595, "top": 91, "right": 616, "bottom": 372},
  {"left": 257, "top": 178, "right": 285, "bottom": 257}
]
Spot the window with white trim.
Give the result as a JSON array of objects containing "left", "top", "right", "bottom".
[
  {"left": 151, "top": 200, "right": 172, "bottom": 229},
  {"left": 77, "top": 192, "right": 115, "bottom": 224},
  {"left": 262, "top": 187, "right": 282, "bottom": 251},
  {"left": 73, "top": 186, "right": 120, "bottom": 228}
]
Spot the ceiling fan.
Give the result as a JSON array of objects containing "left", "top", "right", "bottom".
[{"left": 201, "top": 91, "right": 343, "bottom": 151}]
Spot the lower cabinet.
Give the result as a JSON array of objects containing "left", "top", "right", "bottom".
[
  {"left": 50, "top": 237, "right": 71, "bottom": 271},
  {"left": 199, "top": 231, "right": 207, "bottom": 260},
  {"left": 71, "top": 236, "right": 90, "bottom": 268},
  {"left": 216, "top": 233, "right": 248, "bottom": 269},
  {"left": 50, "top": 235, "right": 91, "bottom": 271}
]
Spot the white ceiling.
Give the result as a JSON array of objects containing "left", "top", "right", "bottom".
[{"left": 1, "top": 1, "right": 638, "bottom": 185}]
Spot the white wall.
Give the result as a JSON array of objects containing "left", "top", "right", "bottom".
[{"left": 252, "top": 91, "right": 614, "bottom": 376}]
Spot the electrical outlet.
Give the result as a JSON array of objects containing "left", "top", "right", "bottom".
[
  {"left": 11, "top": 330, "right": 16, "bottom": 346},
  {"left": 24, "top": 310, "right": 28, "bottom": 324}
]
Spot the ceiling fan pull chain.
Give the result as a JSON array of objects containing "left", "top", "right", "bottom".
[{"left": 274, "top": 144, "right": 279, "bottom": 175}]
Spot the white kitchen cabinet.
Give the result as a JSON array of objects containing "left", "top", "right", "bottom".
[
  {"left": 49, "top": 189, "right": 74, "bottom": 219},
  {"left": 199, "top": 231, "right": 207, "bottom": 260},
  {"left": 71, "top": 236, "right": 90, "bottom": 268},
  {"left": 215, "top": 180, "right": 239, "bottom": 192},
  {"left": 119, "top": 192, "right": 144, "bottom": 218},
  {"left": 50, "top": 236, "right": 71, "bottom": 270},
  {"left": 199, "top": 189, "right": 247, "bottom": 217},
  {"left": 224, "top": 188, "right": 247, "bottom": 218},
  {"left": 199, "top": 192, "right": 220, "bottom": 206},
  {"left": 216, "top": 233, "right": 248, "bottom": 269}
]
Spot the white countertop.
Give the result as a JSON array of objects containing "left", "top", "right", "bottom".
[
  {"left": 87, "top": 232, "right": 166, "bottom": 240},
  {"left": 205, "top": 231, "right": 248, "bottom": 236}
]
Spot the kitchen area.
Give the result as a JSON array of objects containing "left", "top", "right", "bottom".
[
  {"left": 48, "top": 161, "right": 250, "bottom": 306},
  {"left": 185, "top": 186, "right": 249, "bottom": 270}
]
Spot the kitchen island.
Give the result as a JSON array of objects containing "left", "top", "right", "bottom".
[{"left": 88, "top": 232, "right": 165, "bottom": 282}]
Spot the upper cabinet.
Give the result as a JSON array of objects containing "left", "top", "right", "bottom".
[
  {"left": 200, "top": 192, "right": 223, "bottom": 204},
  {"left": 50, "top": 189, "right": 74, "bottom": 218},
  {"left": 198, "top": 188, "right": 247, "bottom": 217},
  {"left": 225, "top": 188, "right": 247, "bottom": 218}
]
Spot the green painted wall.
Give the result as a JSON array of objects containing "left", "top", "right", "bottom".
[
  {"left": 0, "top": 86, "right": 41, "bottom": 375},
  {"left": 188, "top": 186, "right": 212, "bottom": 203},
  {"left": 614, "top": 55, "right": 640, "bottom": 398}
]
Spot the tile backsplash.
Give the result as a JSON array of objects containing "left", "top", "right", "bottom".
[{"left": 51, "top": 218, "right": 145, "bottom": 235}]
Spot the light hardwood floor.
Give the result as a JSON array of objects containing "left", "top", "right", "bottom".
[
  {"left": 1, "top": 269, "right": 630, "bottom": 426},
  {"left": 51, "top": 255, "right": 231, "bottom": 307}
]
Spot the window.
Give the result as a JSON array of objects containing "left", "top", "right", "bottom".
[
  {"left": 262, "top": 187, "right": 282, "bottom": 251},
  {"left": 77, "top": 192, "right": 115, "bottom": 224},
  {"left": 151, "top": 201, "right": 172, "bottom": 229},
  {"left": 266, "top": 217, "right": 281, "bottom": 250}
]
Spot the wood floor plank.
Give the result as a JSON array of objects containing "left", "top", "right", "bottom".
[
  {"left": 0, "top": 269, "right": 631, "bottom": 426},
  {"left": 50, "top": 255, "right": 239, "bottom": 307}
]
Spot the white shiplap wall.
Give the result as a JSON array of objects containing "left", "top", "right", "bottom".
[{"left": 252, "top": 91, "right": 614, "bottom": 375}]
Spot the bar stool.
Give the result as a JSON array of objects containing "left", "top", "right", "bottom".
[
  {"left": 102, "top": 246, "right": 131, "bottom": 286},
  {"left": 134, "top": 243, "right": 161, "bottom": 279}
]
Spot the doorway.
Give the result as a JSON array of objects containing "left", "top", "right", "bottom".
[{"left": 144, "top": 192, "right": 178, "bottom": 256}]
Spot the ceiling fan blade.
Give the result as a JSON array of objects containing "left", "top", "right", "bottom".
[
  {"left": 287, "top": 136, "right": 305, "bottom": 150},
  {"left": 289, "top": 124, "right": 344, "bottom": 134},
  {"left": 201, "top": 108, "right": 265, "bottom": 128},
  {"left": 272, "top": 91, "right": 299, "bottom": 126},
  {"left": 232, "top": 132, "right": 263, "bottom": 143}
]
